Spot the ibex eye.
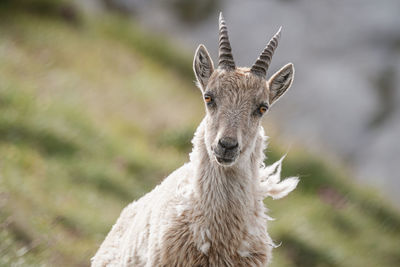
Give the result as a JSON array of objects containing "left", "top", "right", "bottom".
[
  {"left": 259, "top": 106, "right": 268, "bottom": 114},
  {"left": 257, "top": 104, "right": 268, "bottom": 116},
  {"left": 204, "top": 94, "right": 213, "bottom": 104}
]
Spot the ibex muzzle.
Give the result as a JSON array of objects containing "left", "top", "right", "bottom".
[{"left": 214, "top": 136, "right": 239, "bottom": 164}]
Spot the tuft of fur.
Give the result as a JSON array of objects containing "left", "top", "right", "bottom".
[{"left": 260, "top": 155, "right": 299, "bottom": 200}]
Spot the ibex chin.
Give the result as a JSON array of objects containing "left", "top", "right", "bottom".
[{"left": 92, "top": 12, "right": 298, "bottom": 266}]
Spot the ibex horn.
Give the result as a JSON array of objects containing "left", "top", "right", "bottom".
[
  {"left": 251, "top": 27, "right": 282, "bottom": 77},
  {"left": 218, "top": 12, "right": 235, "bottom": 70}
]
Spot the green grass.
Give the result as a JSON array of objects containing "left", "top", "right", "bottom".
[{"left": 0, "top": 9, "right": 399, "bottom": 267}]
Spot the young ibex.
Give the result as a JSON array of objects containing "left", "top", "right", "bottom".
[{"left": 92, "top": 13, "right": 298, "bottom": 266}]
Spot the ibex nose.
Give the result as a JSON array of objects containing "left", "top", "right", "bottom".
[{"left": 218, "top": 137, "right": 238, "bottom": 150}]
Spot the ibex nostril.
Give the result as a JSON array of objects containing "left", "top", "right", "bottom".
[{"left": 218, "top": 137, "right": 239, "bottom": 150}]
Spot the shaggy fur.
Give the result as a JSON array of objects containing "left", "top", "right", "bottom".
[{"left": 92, "top": 14, "right": 298, "bottom": 267}]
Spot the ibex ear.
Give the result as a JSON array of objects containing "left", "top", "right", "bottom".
[
  {"left": 193, "top": 44, "right": 214, "bottom": 92},
  {"left": 268, "top": 63, "right": 294, "bottom": 105}
]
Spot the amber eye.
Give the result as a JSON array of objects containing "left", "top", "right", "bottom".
[
  {"left": 259, "top": 105, "right": 268, "bottom": 114},
  {"left": 204, "top": 95, "right": 212, "bottom": 103}
]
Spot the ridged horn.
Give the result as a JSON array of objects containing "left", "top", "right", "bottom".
[
  {"left": 251, "top": 27, "right": 282, "bottom": 77},
  {"left": 218, "top": 12, "right": 235, "bottom": 70}
]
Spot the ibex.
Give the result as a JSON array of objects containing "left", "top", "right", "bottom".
[{"left": 92, "top": 13, "right": 298, "bottom": 266}]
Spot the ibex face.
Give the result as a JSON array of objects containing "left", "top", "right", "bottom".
[{"left": 193, "top": 13, "right": 295, "bottom": 167}]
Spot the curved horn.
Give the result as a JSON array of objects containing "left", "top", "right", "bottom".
[
  {"left": 251, "top": 27, "right": 282, "bottom": 77},
  {"left": 218, "top": 12, "right": 235, "bottom": 70}
]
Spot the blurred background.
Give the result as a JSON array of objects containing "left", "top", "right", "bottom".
[{"left": 0, "top": 0, "right": 399, "bottom": 266}]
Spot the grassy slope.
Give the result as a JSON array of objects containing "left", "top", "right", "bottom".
[{"left": 0, "top": 11, "right": 399, "bottom": 267}]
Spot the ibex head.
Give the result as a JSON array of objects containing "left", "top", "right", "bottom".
[{"left": 193, "top": 13, "right": 294, "bottom": 167}]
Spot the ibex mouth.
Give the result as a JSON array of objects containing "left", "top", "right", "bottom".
[
  {"left": 215, "top": 156, "right": 235, "bottom": 165},
  {"left": 213, "top": 153, "right": 238, "bottom": 166}
]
